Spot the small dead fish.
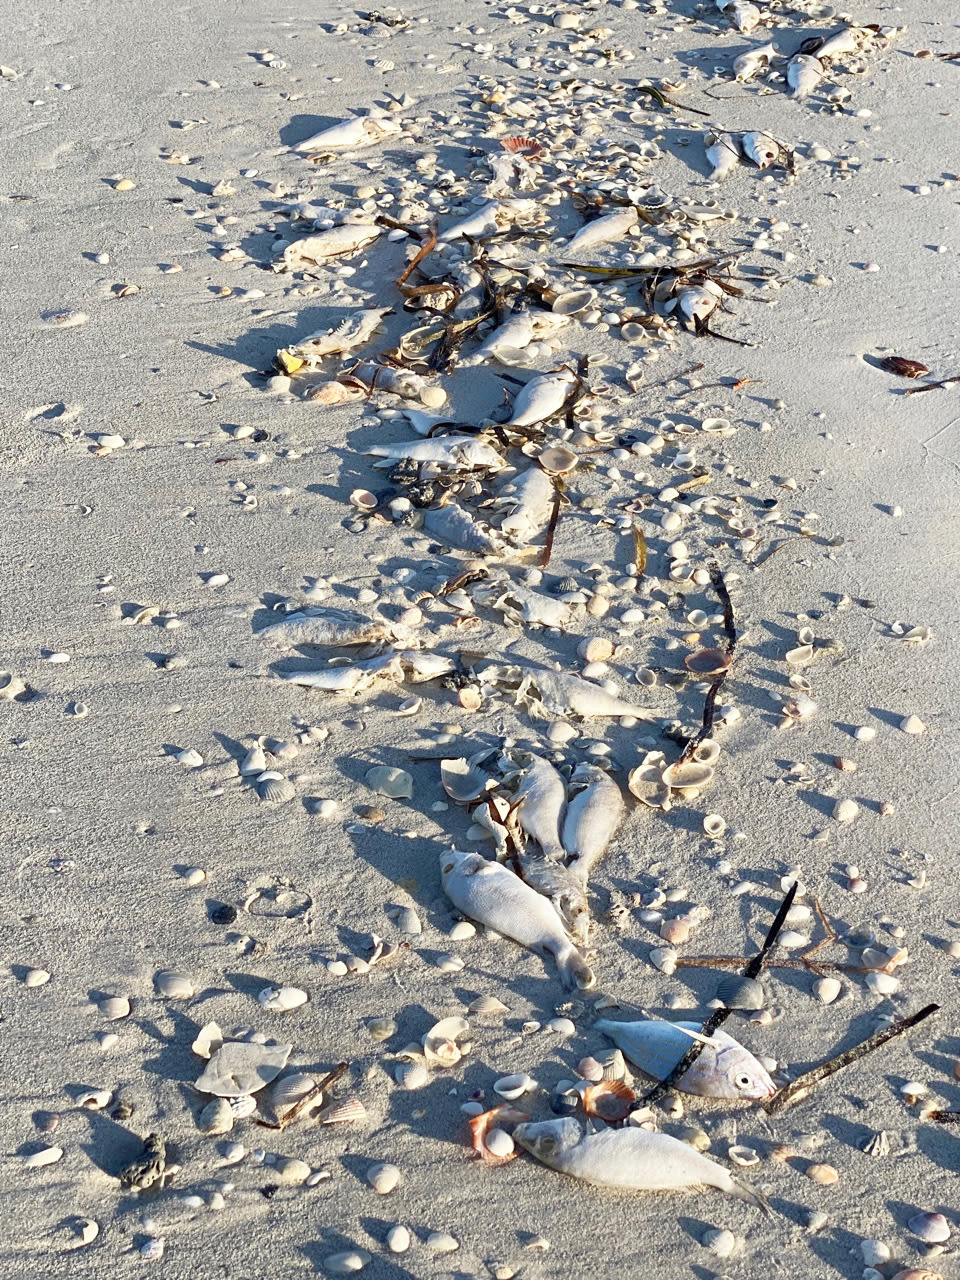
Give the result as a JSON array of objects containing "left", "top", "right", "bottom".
[
  {"left": 258, "top": 606, "right": 395, "bottom": 648},
  {"left": 562, "top": 764, "right": 624, "bottom": 891},
  {"left": 741, "top": 131, "right": 779, "bottom": 169},
  {"left": 283, "top": 308, "right": 392, "bottom": 367},
  {"left": 482, "top": 581, "right": 572, "bottom": 629},
  {"left": 725, "top": 0, "right": 761, "bottom": 34},
  {"left": 423, "top": 505, "right": 507, "bottom": 555},
  {"left": 505, "top": 367, "right": 579, "bottom": 428},
  {"left": 294, "top": 113, "right": 401, "bottom": 153},
  {"left": 521, "top": 668, "right": 656, "bottom": 720},
  {"left": 496, "top": 466, "right": 555, "bottom": 543},
  {"left": 349, "top": 361, "right": 426, "bottom": 400},
  {"left": 277, "top": 653, "right": 400, "bottom": 693},
  {"left": 398, "top": 651, "right": 458, "bottom": 683},
  {"left": 815, "top": 26, "right": 865, "bottom": 59},
  {"left": 440, "top": 198, "right": 538, "bottom": 243},
  {"left": 462, "top": 311, "right": 570, "bottom": 367},
  {"left": 595, "top": 1019, "right": 776, "bottom": 1100},
  {"left": 732, "top": 42, "right": 777, "bottom": 81},
  {"left": 514, "top": 1119, "right": 768, "bottom": 1211},
  {"left": 274, "top": 224, "right": 380, "bottom": 271},
  {"left": 787, "top": 53, "right": 824, "bottom": 100},
  {"left": 367, "top": 436, "right": 503, "bottom": 470},
  {"left": 564, "top": 207, "right": 639, "bottom": 256},
  {"left": 704, "top": 131, "right": 741, "bottom": 181},
  {"left": 440, "top": 850, "right": 594, "bottom": 989},
  {"left": 515, "top": 754, "right": 567, "bottom": 860}
]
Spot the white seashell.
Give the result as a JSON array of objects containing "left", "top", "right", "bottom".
[
  {"left": 441, "top": 756, "right": 496, "bottom": 804},
  {"left": 449, "top": 920, "right": 476, "bottom": 941},
  {"left": 423, "top": 1016, "right": 471, "bottom": 1068},
  {"left": 395, "top": 906, "right": 421, "bottom": 936},
  {"left": 176, "top": 748, "right": 204, "bottom": 768},
  {"left": 192, "top": 1021, "right": 224, "bottom": 1059},
  {"left": 662, "top": 761, "right": 714, "bottom": 791},
  {"left": 258, "top": 985, "right": 308, "bottom": 1012},
  {"left": 814, "top": 977, "right": 842, "bottom": 1005},
  {"left": 76, "top": 1088, "right": 112, "bottom": 1110},
  {"left": 702, "top": 1227, "right": 736, "bottom": 1259},
  {"left": 195, "top": 1040, "right": 292, "bottom": 1097},
  {"left": 907, "top": 1212, "right": 950, "bottom": 1243},
  {"left": 319, "top": 1097, "right": 367, "bottom": 1125},
  {"left": 266, "top": 1072, "right": 318, "bottom": 1112},
  {"left": 24, "top": 1146, "right": 63, "bottom": 1168},
  {"left": 197, "top": 1098, "right": 234, "bottom": 1135},
  {"left": 230, "top": 1094, "right": 262, "bottom": 1119},
  {"left": 777, "top": 930, "right": 809, "bottom": 950},
  {"left": 99, "top": 995, "right": 130, "bottom": 1021},
  {"left": 154, "top": 970, "right": 194, "bottom": 999},
  {"left": 899, "top": 714, "right": 927, "bottom": 735},
  {"left": 219, "top": 1141, "right": 246, "bottom": 1165},
  {"left": 140, "top": 1239, "right": 164, "bottom": 1262},
  {"left": 395, "top": 1062, "right": 429, "bottom": 1090},
  {"left": 866, "top": 972, "right": 899, "bottom": 996},
  {"left": 494, "top": 1073, "right": 535, "bottom": 1100},
  {"left": 324, "top": 1249, "right": 371, "bottom": 1274},
  {"left": 649, "top": 946, "right": 678, "bottom": 975},
  {"left": 239, "top": 744, "right": 267, "bottom": 776},
  {"left": 833, "top": 798, "right": 859, "bottom": 823},
  {"left": 366, "top": 765, "right": 413, "bottom": 799},
  {"left": 367, "top": 1162, "right": 401, "bottom": 1194},
  {"left": 552, "top": 288, "right": 596, "bottom": 316},
  {"left": 259, "top": 776, "right": 295, "bottom": 805},
  {"left": 0, "top": 671, "right": 27, "bottom": 700},
  {"left": 425, "top": 1232, "right": 460, "bottom": 1254},
  {"left": 727, "top": 1145, "right": 760, "bottom": 1167},
  {"left": 469, "top": 995, "right": 509, "bottom": 1016},
  {"left": 485, "top": 1128, "right": 516, "bottom": 1159},
  {"left": 702, "top": 814, "right": 726, "bottom": 838},
  {"left": 386, "top": 1225, "right": 411, "bottom": 1253}
]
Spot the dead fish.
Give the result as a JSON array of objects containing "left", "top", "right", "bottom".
[
  {"left": 485, "top": 150, "right": 538, "bottom": 196},
  {"left": 462, "top": 311, "right": 570, "bottom": 367},
  {"left": 520, "top": 668, "right": 656, "bottom": 720},
  {"left": 724, "top": 0, "right": 761, "bottom": 34},
  {"left": 283, "top": 308, "right": 392, "bottom": 367},
  {"left": 732, "top": 41, "right": 778, "bottom": 81},
  {"left": 481, "top": 581, "right": 572, "bottom": 628},
  {"left": 704, "top": 131, "right": 741, "bottom": 181},
  {"left": 423, "top": 505, "right": 507, "bottom": 555},
  {"left": 277, "top": 653, "right": 400, "bottom": 694},
  {"left": 564, "top": 206, "right": 639, "bottom": 256},
  {"left": 367, "top": 436, "right": 504, "bottom": 470},
  {"left": 514, "top": 1119, "right": 769, "bottom": 1211},
  {"left": 594, "top": 1019, "right": 776, "bottom": 1100},
  {"left": 741, "top": 131, "right": 779, "bottom": 169},
  {"left": 346, "top": 361, "right": 427, "bottom": 400},
  {"left": 294, "top": 113, "right": 401, "bottom": 153},
  {"left": 439, "top": 198, "right": 538, "bottom": 243},
  {"left": 397, "top": 650, "right": 458, "bottom": 683},
  {"left": 439, "top": 850, "right": 594, "bottom": 990},
  {"left": 496, "top": 466, "right": 555, "bottom": 543},
  {"left": 562, "top": 764, "right": 624, "bottom": 892},
  {"left": 673, "top": 281, "right": 724, "bottom": 327},
  {"left": 274, "top": 224, "right": 380, "bottom": 271},
  {"left": 787, "top": 53, "right": 824, "bottom": 100},
  {"left": 505, "top": 367, "right": 579, "bottom": 428},
  {"left": 515, "top": 755, "right": 567, "bottom": 860},
  {"left": 258, "top": 606, "right": 395, "bottom": 648},
  {"left": 815, "top": 26, "right": 865, "bottom": 59}
]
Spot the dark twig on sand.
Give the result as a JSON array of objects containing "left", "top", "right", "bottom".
[
  {"left": 679, "top": 561, "right": 735, "bottom": 763},
  {"left": 257, "top": 1061, "right": 349, "bottom": 1130}
]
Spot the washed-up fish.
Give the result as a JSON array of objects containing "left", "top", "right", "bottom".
[
  {"left": 514, "top": 1119, "right": 768, "bottom": 1211},
  {"left": 423, "top": 505, "right": 507, "bottom": 555},
  {"left": 496, "top": 466, "right": 555, "bottom": 543},
  {"left": 594, "top": 1019, "right": 776, "bottom": 1100},
  {"left": 485, "top": 150, "right": 538, "bottom": 196},
  {"left": 367, "top": 436, "right": 504, "bottom": 470},
  {"left": 787, "top": 53, "right": 824, "bottom": 99},
  {"left": 274, "top": 224, "right": 380, "bottom": 271},
  {"left": 564, "top": 207, "right": 639, "bottom": 256},
  {"left": 505, "top": 367, "right": 579, "bottom": 428},
  {"left": 515, "top": 755, "right": 567, "bottom": 860},
  {"left": 816, "top": 26, "right": 865, "bottom": 59},
  {"left": 481, "top": 581, "right": 572, "bottom": 629},
  {"left": 282, "top": 309, "right": 392, "bottom": 367},
  {"left": 348, "top": 361, "right": 426, "bottom": 400},
  {"left": 733, "top": 41, "right": 777, "bottom": 81},
  {"left": 398, "top": 408, "right": 456, "bottom": 436},
  {"left": 704, "top": 131, "right": 741, "bottom": 181},
  {"left": 258, "top": 606, "right": 395, "bottom": 648},
  {"left": 277, "top": 653, "right": 400, "bottom": 694},
  {"left": 398, "top": 650, "right": 458, "bottom": 683},
  {"left": 562, "top": 764, "right": 624, "bottom": 891},
  {"left": 672, "top": 281, "right": 723, "bottom": 327},
  {"left": 439, "top": 850, "right": 594, "bottom": 989},
  {"left": 741, "top": 131, "right": 779, "bottom": 169},
  {"left": 461, "top": 311, "right": 570, "bottom": 368},
  {"left": 294, "top": 113, "right": 401, "bottom": 153},
  {"left": 725, "top": 0, "right": 760, "bottom": 34},
  {"left": 440, "top": 198, "right": 538, "bottom": 243},
  {"left": 520, "top": 667, "right": 656, "bottom": 720}
]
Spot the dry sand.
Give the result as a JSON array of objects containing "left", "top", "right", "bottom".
[{"left": 1, "top": 0, "right": 959, "bottom": 1277}]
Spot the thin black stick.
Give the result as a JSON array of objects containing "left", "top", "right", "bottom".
[
  {"left": 764, "top": 1005, "right": 940, "bottom": 1115},
  {"left": 927, "top": 1110, "right": 960, "bottom": 1125},
  {"left": 680, "top": 562, "right": 735, "bottom": 763},
  {"left": 636, "top": 882, "right": 798, "bottom": 1107}
]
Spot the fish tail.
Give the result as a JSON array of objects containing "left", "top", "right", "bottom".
[
  {"left": 729, "top": 1177, "right": 773, "bottom": 1217},
  {"left": 554, "top": 942, "right": 595, "bottom": 990}
]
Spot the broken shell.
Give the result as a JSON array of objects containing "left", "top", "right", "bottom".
[
  {"left": 197, "top": 1098, "right": 234, "bottom": 1135},
  {"left": 423, "top": 1016, "right": 471, "bottom": 1069},
  {"left": 258, "top": 985, "right": 308, "bottom": 1012},
  {"left": 552, "top": 289, "right": 596, "bottom": 316},
  {"left": 538, "top": 445, "right": 578, "bottom": 475},
  {"left": 582, "top": 1080, "right": 635, "bottom": 1123},
  {"left": 192, "top": 1021, "right": 224, "bottom": 1059},
  {"left": 494, "top": 1073, "right": 535, "bottom": 1101},
  {"left": 627, "top": 765, "right": 670, "bottom": 809},
  {"left": 833, "top": 798, "right": 859, "bottom": 823},
  {"left": 807, "top": 1163, "right": 839, "bottom": 1185},
  {"left": 366, "top": 765, "right": 413, "bottom": 799},
  {"left": 728, "top": 1144, "right": 760, "bottom": 1167},
  {"left": 469, "top": 1105, "right": 527, "bottom": 1162},
  {"left": 395, "top": 1062, "right": 429, "bottom": 1090},
  {"left": 649, "top": 946, "right": 678, "bottom": 975},
  {"left": 702, "top": 814, "right": 726, "bottom": 838},
  {"left": 154, "top": 970, "right": 194, "bottom": 999},
  {"left": 684, "top": 648, "right": 731, "bottom": 676},
  {"left": 440, "top": 756, "right": 496, "bottom": 804},
  {"left": 195, "top": 1040, "right": 292, "bottom": 1097},
  {"left": 661, "top": 761, "right": 714, "bottom": 791},
  {"left": 692, "top": 738, "right": 721, "bottom": 766}
]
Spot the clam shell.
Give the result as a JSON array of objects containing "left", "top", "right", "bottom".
[
  {"left": 266, "top": 1071, "right": 318, "bottom": 1111},
  {"left": 468, "top": 995, "right": 509, "bottom": 1016},
  {"left": 728, "top": 1144, "right": 760, "bottom": 1166},
  {"left": 662, "top": 761, "right": 715, "bottom": 791},
  {"left": 423, "top": 1016, "right": 471, "bottom": 1068},
  {"left": 627, "top": 764, "right": 670, "bottom": 809},
  {"left": 440, "top": 756, "right": 496, "bottom": 804},
  {"left": 350, "top": 488, "right": 377, "bottom": 511},
  {"left": 493, "top": 1073, "right": 535, "bottom": 1101},
  {"left": 621, "top": 322, "right": 647, "bottom": 344},
  {"left": 716, "top": 975, "right": 765, "bottom": 1010},
  {"left": 538, "top": 445, "right": 578, "bottom": 475},
  {"left": 692, "top": 738, "right": 721, "bottom": 766},
  {"left": 702, "top": 813, "right": 726, "bottom": 838},
  {"left": 684, "top": 648, "right": 732, "bottom": 676},
  {"left": 366, "top": 765, "right": 413, "bottom": 799},
  {"left": 552, "top": 288, "right": 596, "bottom": 316},
  {"left": 469, "top": 1104, "right": 528, "bottom": 1162}
]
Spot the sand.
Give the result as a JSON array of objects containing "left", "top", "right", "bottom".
[{"left": 1, "top": 0, "right": 959, "bottom": 1276}]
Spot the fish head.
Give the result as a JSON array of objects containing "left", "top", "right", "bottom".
[
  {"left": 439, "top": 849, "right": 483, "bottom": 881},
  {"left": 709, "top": 1039, "right": 777, "bottom": 1100},
  {"left": 513, "top": 1117, "right": 583, "bottom": 1162}
]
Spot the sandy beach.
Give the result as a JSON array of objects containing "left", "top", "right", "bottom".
[{"left": 2, "top": 0, "right": 959, "bottom": 1276}]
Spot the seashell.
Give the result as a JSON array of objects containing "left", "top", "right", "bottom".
[
  {"left": 318, "top": 1097, "right": 367, "bottom": 1125},
  {"left": 229, "top": 1094, "right": 257, "bottom": 1119},
  {"left": 423, "top": 1016, "right": 471, "bottom": 1069},
  {"left": 786, "top": 643, "right": 815, "bottom": 667},
  {"left": 684, "top": 648, "right": 731, "bottom": 676},
  {"left": 494, "top": 1073, "right": 535, "bottom": 1101},
  {"left": 649, "top": 947, "right": 677, "bottom": 975},
  {"left": 578, "top": 1057, "right": 604, "bottom": 1083},
  {"left": 832, "top": 798, "right": 859, "bottom": 823},
  {"left": 395, "top": 1062, "right": 429, "bottom": 1091},
  {"left": 195, "top": 1040, "right": 292, "bottom": 1097},
  {"left": 814, "top": 977, "right": 842, "bottom": 1005},
  {"left": 716, "top": 975, "right": 764, "bottom": 1010},
  {"left": 386, "top": 1225, "right": 411, "bottom": 1254},
  {"left": 900, "top": 714, "right": 927, "bottom": 735},
  {"left": 702, "top": 1227, "right": 736, "bottom": 1259},
  {"left": 693, "top": 738, "right": 721, "bottom": 766},
  {"left": 440, "top": 756, "right": 496, "bottom": 804},
  {"left": 879, "top": 355, "right": 929, "bottom": 379},
  {"left": 154, "top": 969, "right": 194, "bottom": 999},
  {"left": 582, "top": 1080, "right": 635, "bottom": 1122},
  {"left": 701, "top": 416, "right": 733, "bottom": 434},
  {"left": 627, "top": 764, "right": 670, "bottom": 809},
  {"left": 552, "top": 289, "right": 596, "bottom": 316},
  {"left": 367, "top": 1162, "right": 401, "bottom": 1194},
  {"left": 807, "top": 1163, "right": 839, "bottom": 1185},
  {"left": 0, "top": 671, "right": 27, "bottom": 700},
  {"left": 702, "top": 814, "right": 726, "bottom": 839},
  {"left": 538, "top": 445, "right": 578, "bottom": 475},
  {"left": 192, "top": 1021, "right": 224, "bottom": 1059},
  {"left": 366, "top": 765, "right": 413, "bottom": 799},
  {"left": 76, "top": 1089, "right": 112, "bottom": 1110},
  {"left": 324, "top": 1250, "right": 371, "bottom": 1274},
  {"left": 99, "top": 995, "right": 131, "bottom": 1021},
  {"left": 367, "top": 1017, "right": 397, "bottom": 1042},
  {"left": 597, "top": 1049, "right": 632, "bottom": 1084},
  {"left": 907, "top": 1213, "right": 950, "bottom": 1244},
  {"left": 425, "top": 1232, "right": 459, "bottom": 1255},
  {"left": 265, "top": 1072, "right": 318, "bottom": 1112},
  {"left": 468, "top": 995, "right": 508, "bottom": 1016},
  {"left": 662, "top": 761, "right": 715, "bottom": 791},
  {"left": 501, "top": 135, "right": 543, "bottom": 157},
  {"left": 197, "top": 1098, "right": 234, "bottom": 1135},
  {"left": 239, "top": 743, "right": 267, "bottom": 776},
  {"left": 258, "top": 985, "right": 308, "bottom": 1012},
  {"left": 469, "top": 1104, "right": 528, "bottom": 1162},
  {"left": 728, "top": 1144, "right": 759, "bottom": 1167},
  {"left": 621, "top": 322, "right": 647, "bottom": 344},
  {"left": 259, "top": 777, "right": 295, "bottom": 805},
  {"left": 349, "top": 488, "right": 377, "bottom": 511},
  {"left": 485, "top": 1128, "right": 515, "bottom": 1160},
  {"left": 395, "top": 906, "right": 421, "bottom": 936}
]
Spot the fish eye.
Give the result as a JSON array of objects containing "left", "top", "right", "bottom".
[
  {"left": 734, "top": 1072, "right": 753, "bottom": 1091},
  {"left": 538, "top": 1137, "right": 556, "bottom": 1155}
]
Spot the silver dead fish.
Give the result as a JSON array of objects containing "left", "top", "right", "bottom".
[
  {"left": 704, "top": 131, "right": 741, "bottom": 181},
  {"left": 496, "top": 466, "right": 555, "bottom": 543},
  {"left": 283, "top": 309, "right": 392, "bottom": 367},
  {"left": 274, "top": 223, "right": 380, "bottom": 271},
  {"left": 423, "top": 505, "right": 507, "bottom": 555},
  {"left": 516, "top": 665, "right": 656, "bottom": 720},
  {"left": 367, "top": 436, "right": 504, "bottom": 470},
  {"left": 294, "top": 113, "right": 401, "bottom": 154},
  {"left": 277, "top": 653, "right": 400, "bottom": 694},
  {"left": 594, "top": 1019, "right": 776, "bottom": 1100},
  {"left": 561, "top": 763, "right": 624, "bottom": 894},
  {"left": 258, "top": 606, "right": 396, "bottom": 648},
  {"left": 505, "top": 367, "right": 579, "bottom": 429},
  {"left": 564, "top": 206, "right": 639, "bottom": 256}
]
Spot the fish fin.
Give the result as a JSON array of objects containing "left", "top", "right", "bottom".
[
  {"left": 554, "top": 942, "right": 595, "bottom": 991},
  {"left": 730, "top": 1177, "right": 773, "bottom": 1217}
]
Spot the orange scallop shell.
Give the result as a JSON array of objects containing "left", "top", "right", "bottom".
[
  {"left": 582, "top": 1080, "right": 635, "bottom": 1123},
  {"left": 468, "top": 1104, "right": 528, "bottom": 1162},
  {"left": 501, "top": 135, "right": 543, "bottom": 157}
]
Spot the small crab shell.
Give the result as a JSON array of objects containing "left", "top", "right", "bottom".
[
  {"left": 662, "top": 761, "right": 715, "bottom": 791},
  {"left": 582, "top": 1080, "right": 635, "bottom": 1123},
  {"left": 423, "top": 1016, "right": 471, "bottom": 1068},
  {"left": 469, "top": 1105, "right": 528, "bottom": 1162},
  {"left": 441, "top": 755, "right": 497, "bottom": 804}
]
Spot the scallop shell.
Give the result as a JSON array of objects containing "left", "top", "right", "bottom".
[
  {"left": 501, "top": 135, "right": 543, "bottom": 157},
  {"left": 662, "top": 761, "right": 715, "bottom": 791},
  {"left": 468, "top": 995, "right": 509, "bottom": 1016},
  {"left": 684, "top": 648, "right": 732, "bottom": 676},
  {"left": 318, "top": 1097, "right": 367, "bottom": 1125},
  {"left": 469, "top": 1104, "right": 528, "bottom": 1162},
  {"left": 538, "top": 445, "right": 578, "bottom": 475},
  {"left": 259, "top": 777, "right": 295, "bottom": 805},
  {"left": 598, "top": 1048, "right": 633, "bottom": 1085},
  {"left": 423, "top": 1016, "right": 471, "bottom": 1068},
  {"left": 552, "top": 289, "right": 596, "bottom": 317},
  {"left": 582, "top": 1080, "right": 635, "bottom": 1122}
]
